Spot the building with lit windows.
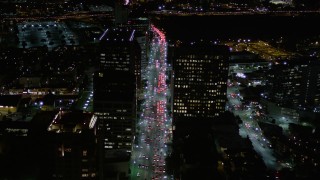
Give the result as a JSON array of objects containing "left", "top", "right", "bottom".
[
  {"left": 117, "top": 18, "right": 149, "bottom": 81},
  {"left": 266, "top": 57, "right": 320, "bottom": 109},
  {"left": 95, "top": 28, "right": 138, "bottom": 179},
  {"left": 135, "top": 34, "right": 148, "bottom": 81},
  {"left": 99, "top": 27, "right": 141, "bottom": 89},
  {"left": 93, "top": 71, "right": 135, "bottom": 180},
  {"left": 97, "top": 27, "right": 138, "bottom": 151},
  {"left": 93, "top": 71, "right": 135, "bottom": 151},
  {"left": 0, "top": 95, "right": 21, "bottom": 115},
  {"left": 171, "top": 43, "right": 230, "bottom": 123}
]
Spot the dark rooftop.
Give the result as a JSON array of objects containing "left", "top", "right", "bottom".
[
  {"left": 99, "top": 27, "right": 136, "bottom": 42},
  {"left": 0, "top": 95, "right": 22, "bottom": 107},
  {"left": 48, "top": 111, "right": 96, "bottom": 133}
]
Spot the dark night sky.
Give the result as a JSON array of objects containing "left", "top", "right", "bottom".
[{"left": 151, "top": 13, "right": 320, "bottom": 41}]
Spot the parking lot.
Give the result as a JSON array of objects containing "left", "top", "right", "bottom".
[{"left": 17, "top": 21, "right": 79, "bottom": 50}]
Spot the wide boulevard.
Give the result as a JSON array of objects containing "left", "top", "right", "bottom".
[{"left": 130, "top": 25, "right": 172, "bottom": 180}]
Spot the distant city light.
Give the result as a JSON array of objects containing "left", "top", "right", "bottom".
[{"left": 236, "top": 72, "right": 246, "bottom": 78}]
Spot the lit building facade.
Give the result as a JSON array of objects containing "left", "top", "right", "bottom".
[
  {"left": 118, "top": 17, "right": 150, "bottom": 86},
  {"left": 93, "top": 71, "right": 136, "bottom": 151},
  {"left": 0, "top": 95, "right": 21, "bottom": 115},
  {"left": 99, "top": 27, "right": 141, "bottom": 89},
  {"left": 171, "top": 43, "right": 229, "bottom": 123},
  {"left": 95, "top": 28, "right": 138, "bottom": 179},
  {"left": 95, "top": 27, "right": 138, "bottom": 153}
]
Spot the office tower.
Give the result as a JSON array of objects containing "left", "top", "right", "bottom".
[
  {"left": 96, "top": 27, "right": 139, "bottom": 151},
  {"left": 47, "top": 111, "right": 97, "bottom": 179},
  {"left": 266, "top": 57, "right": 320, "bottom": 109},
  {"left": 99, "top": 27, "right": 141, "bottom": 89},
  {"left": 171, "top": 43, "right": 229, "bottom": 123},
  {"left": 136, "top": 34, "right": 148, "bottom": 82},
  {"left": 93, "top": 71, "right": 134, "bottom": 180},
  {"left": 94, "top": 71, "right": 136, "bottom": 151},
  {"left": 117, "top": 18, "right": 149, "bottom": 82},
  {"left": 95, "top": 27, "right": 138, "bottom": 179},
  {"left": 114, "top": 1, "right": 129, "bottom": 25}
]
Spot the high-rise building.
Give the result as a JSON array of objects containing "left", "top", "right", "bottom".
[
  {"left": 171, "top": 42, "right": 229, "bottom": 123},
  {"left": 95, "top": 27, "right": 139, "bottom": 179},
  {"left": 266, "top": 57, "right": 320, "bottom": 109},
  {"left": 114, "top": 1, "right": 129, "bottom": 25},
  {"left": 117, "top": 17, "right": 150, "bottom": 87},
  {"left": 98, "top": 27, "right": 141, "bottom": 89},
  {"left": 96, "top": 27, "right": 138, "bottom": 151},
  {"left": 94, "top": 71, "right": 136, "bottom": 152},
  {"left": 136, "top": 34, "right": 148, "bottom": 81},
  {"left": 93, "top": 71, "right": 134, "bottom": 180}
]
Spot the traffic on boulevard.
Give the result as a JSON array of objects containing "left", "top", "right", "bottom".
[{"left": 131, "top": 25, "right": 172, "bottom": 180}]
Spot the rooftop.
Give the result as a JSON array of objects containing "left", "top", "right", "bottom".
[
  {"left": 47, "top": 110, "right": 96, "bottom": 133},
  {"left": 99, "top": 27, "right": 135, "bottom": 42},
  {"left": 0, "top": 95, "right": 22, "bottom": 107}
]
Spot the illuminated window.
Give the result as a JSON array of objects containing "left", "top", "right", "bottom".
[
  {"left": 82, "top": 174, "right": 89, "bottom": 177},
  {"left": 83, "top": 150, "right": 87, "bottom": 157}
]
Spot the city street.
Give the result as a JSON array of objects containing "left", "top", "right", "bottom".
[
  {"left": 227, "top": 82, "right": 280, "bottom": 170},
  {"left": 130, "top": 25, "right": 172, "bottom": 180}
]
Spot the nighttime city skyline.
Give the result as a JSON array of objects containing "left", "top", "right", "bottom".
[{"left": 0, "top": 0, "right": 320, "bottom": 180}]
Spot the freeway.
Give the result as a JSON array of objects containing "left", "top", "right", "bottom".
[
  {"left": 150, "top": 10, "right": 320, "bottom": 17},
  {"left": 2, "top": 11, "right": 112, "bottom": 22},
  {"left": 130, "top": 25, "right": 172, "bottom": 180}
]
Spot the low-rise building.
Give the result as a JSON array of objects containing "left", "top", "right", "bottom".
[{"left": 0, "top": 95, "right": 22, "bottom": 116}]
